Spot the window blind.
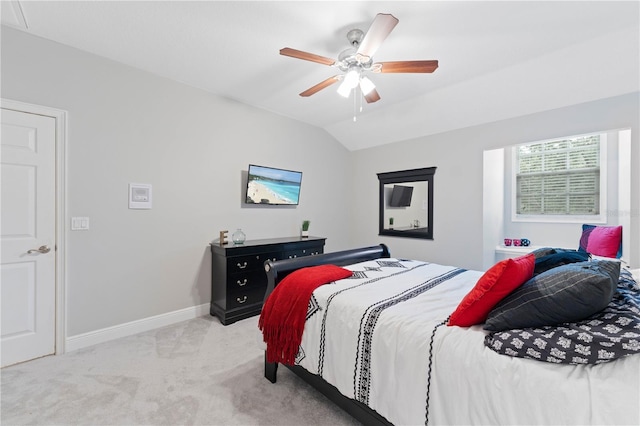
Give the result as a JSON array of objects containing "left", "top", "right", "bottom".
[{"left": 516, "top": 135, "right": 600, "bottom": 215}]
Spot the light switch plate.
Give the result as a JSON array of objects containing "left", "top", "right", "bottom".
[{"left": 71, "top": 217, "right": 89, "bottom": 230}]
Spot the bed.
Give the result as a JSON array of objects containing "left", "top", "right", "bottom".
[{"left": 260, "top": 244, "right": 640, "bottom": 425}]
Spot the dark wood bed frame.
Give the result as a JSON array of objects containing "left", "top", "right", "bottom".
[{"left": 262, "top": 244, "right": 393, "bottom": 426}]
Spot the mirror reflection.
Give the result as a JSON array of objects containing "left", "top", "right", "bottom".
[
  {"left": 383, "top": 182, "right": 428, "bottom": 231},
  {"left": 378, "top": 167, "right": 436, "bottom": 240}
]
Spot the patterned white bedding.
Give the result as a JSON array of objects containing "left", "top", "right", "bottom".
[{"left": 295, "top": 258, "right": 640, "bottom": 425}]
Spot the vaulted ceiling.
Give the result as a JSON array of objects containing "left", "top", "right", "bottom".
[{"left": 2, "top": 1, "right": 638, "bottom": 150}]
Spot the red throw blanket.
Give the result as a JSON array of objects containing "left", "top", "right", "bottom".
[{"left": 258, "top": 264, "right": 353, "bottom": 365}]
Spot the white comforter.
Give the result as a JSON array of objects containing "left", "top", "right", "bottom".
[{"left": 296, "top": 258, "right": 640, "bottom": 425}]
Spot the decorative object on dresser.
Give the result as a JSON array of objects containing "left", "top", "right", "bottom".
[
  {"left": 209, "top": 236, "right": 325, "bottom": 325},
  {"left": 218, "top": 230, "right": 229, "bottom": 246},
  {"left": 301, "top": 220, "right": 310, "bottom": 238},
  {"left": 232, "top": 228, "right": 246, "bottom": 244}
]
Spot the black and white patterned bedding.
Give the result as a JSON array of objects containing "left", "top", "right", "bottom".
[
  {"left": 295, "top": 259, "right": 478, "bottom": 426},
  {"left": 485, "top": 269, "right": 640, "bottom": 364}
]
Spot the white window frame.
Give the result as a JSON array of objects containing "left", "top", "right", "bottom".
[{"left": 511, "top": 132, "right": 607, "bottom": 224}]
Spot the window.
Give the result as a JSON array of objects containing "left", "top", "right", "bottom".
[{"left": 514, "top": 133, "right": 605, "bottom": 220}]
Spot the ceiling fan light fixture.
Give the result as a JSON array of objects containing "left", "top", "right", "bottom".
[
  {"left": 344, "top": 67, "right": 360, "bottom": 89},
  {"left": 359, "top": 76, "right": 375, "bottom": 95},
  {"left": 336, "top": 80, "right": 352, "bottom": 98},
  {"left": 337, "top": 67, "right": 360, "bottom": 97}
]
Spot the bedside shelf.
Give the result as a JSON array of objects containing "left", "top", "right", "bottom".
[{"left": 494, "top": 245, "right": 540, "bottom": 262}]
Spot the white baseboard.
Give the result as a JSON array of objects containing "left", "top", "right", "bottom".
[{"left": 65, "top": 303, "right": 210, "bottom": 352}]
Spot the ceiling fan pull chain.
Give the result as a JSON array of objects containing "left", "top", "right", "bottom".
[{"left": 353, "top": 86, "right": 358, "bottom": 122}]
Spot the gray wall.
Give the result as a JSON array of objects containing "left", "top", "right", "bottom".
[
  {"left": 351, "top": 93, "right": 639, "bottom": 271},
  {"left": 1, "top": 27, "right": 353, "bottom": 336}
]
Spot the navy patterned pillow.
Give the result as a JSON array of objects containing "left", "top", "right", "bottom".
[
  {"left": 533, "top": 249, "right": 590, "bottom": 276},
  {"left": 529, "top": 247, "right": 557, "bottom": 259},
  {"left": 484, "top": 260, "right": 620, "bottom": 332}
]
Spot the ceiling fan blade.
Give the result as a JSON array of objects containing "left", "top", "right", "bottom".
[
  {"left": 356, "top": 13, "right": 399, "bottom": 59},
  {"left": 364, "top": 89, "right": 381, "bottom": 103},
  {"left": 299, "top": 76, "right": 341, "bottom": 97},
  {"left": 377, "top": 60, "right": 439, "bottom": 73},
  {"left": 280, "top": 47, "right": 336, "bottom": 66}
]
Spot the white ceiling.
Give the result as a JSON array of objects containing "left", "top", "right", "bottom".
[{"left": 2, "top": 1, "right": 639, "bottom": 151}]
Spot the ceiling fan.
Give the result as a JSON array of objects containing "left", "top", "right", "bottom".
[{"left": 280, "top": 13, "right": 438, "bottom": 104}]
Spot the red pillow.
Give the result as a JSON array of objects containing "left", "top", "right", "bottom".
[{"left": 448, "top": 253, "right": 535, "bottom": 327}]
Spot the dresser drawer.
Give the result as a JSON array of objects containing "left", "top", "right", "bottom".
[
  {"left": 227, "top": 252, "right": 280, "bottom": 274},
  {"left": 284, "top": 246, "right": 323, "bottom": 259},
  {"left": 226, "top": 287, "right": 266, "bottom": 310},
  {"left": 227, "top": 269, "right": 267, "bottom": 293}
]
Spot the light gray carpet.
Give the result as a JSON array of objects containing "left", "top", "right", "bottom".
[{"left": 1, "top": 316, "right": 360, "bottom": 425}]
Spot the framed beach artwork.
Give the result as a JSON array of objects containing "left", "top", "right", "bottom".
[{"left": 245, "top": 164, "right": 303, "bottom": 206}]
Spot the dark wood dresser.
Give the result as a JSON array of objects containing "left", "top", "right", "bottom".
[{"left": 209, "top": 236, "right": 326, "bottom": 325}]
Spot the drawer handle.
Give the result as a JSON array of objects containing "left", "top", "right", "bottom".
[
  {"left": 237, "top": 261, "right": 248, "bottom": 269},
  {"left": 237, "top": 296, "right": 247, "bottom": 304},
  {"left": 289, "top": 254, "right": 297, "bottom": 259},
  {"left": 237, "top": 278, "right": 248, "bottom": 286}
]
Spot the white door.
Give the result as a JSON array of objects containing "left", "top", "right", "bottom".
[{"left": 1, "top": 108, "right": 56, "bottom": 367}]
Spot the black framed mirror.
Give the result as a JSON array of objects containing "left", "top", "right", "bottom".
[{"left": 378, "top": 167, "right": 436, "bottom": 240}]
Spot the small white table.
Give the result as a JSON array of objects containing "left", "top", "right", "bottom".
[{"left": 494, "top": 245, "right": 541, "bottom": 262}]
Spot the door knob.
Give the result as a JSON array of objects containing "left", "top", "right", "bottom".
[{"left": 27, "top": 245, "right": 51, "bottom": 254}]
